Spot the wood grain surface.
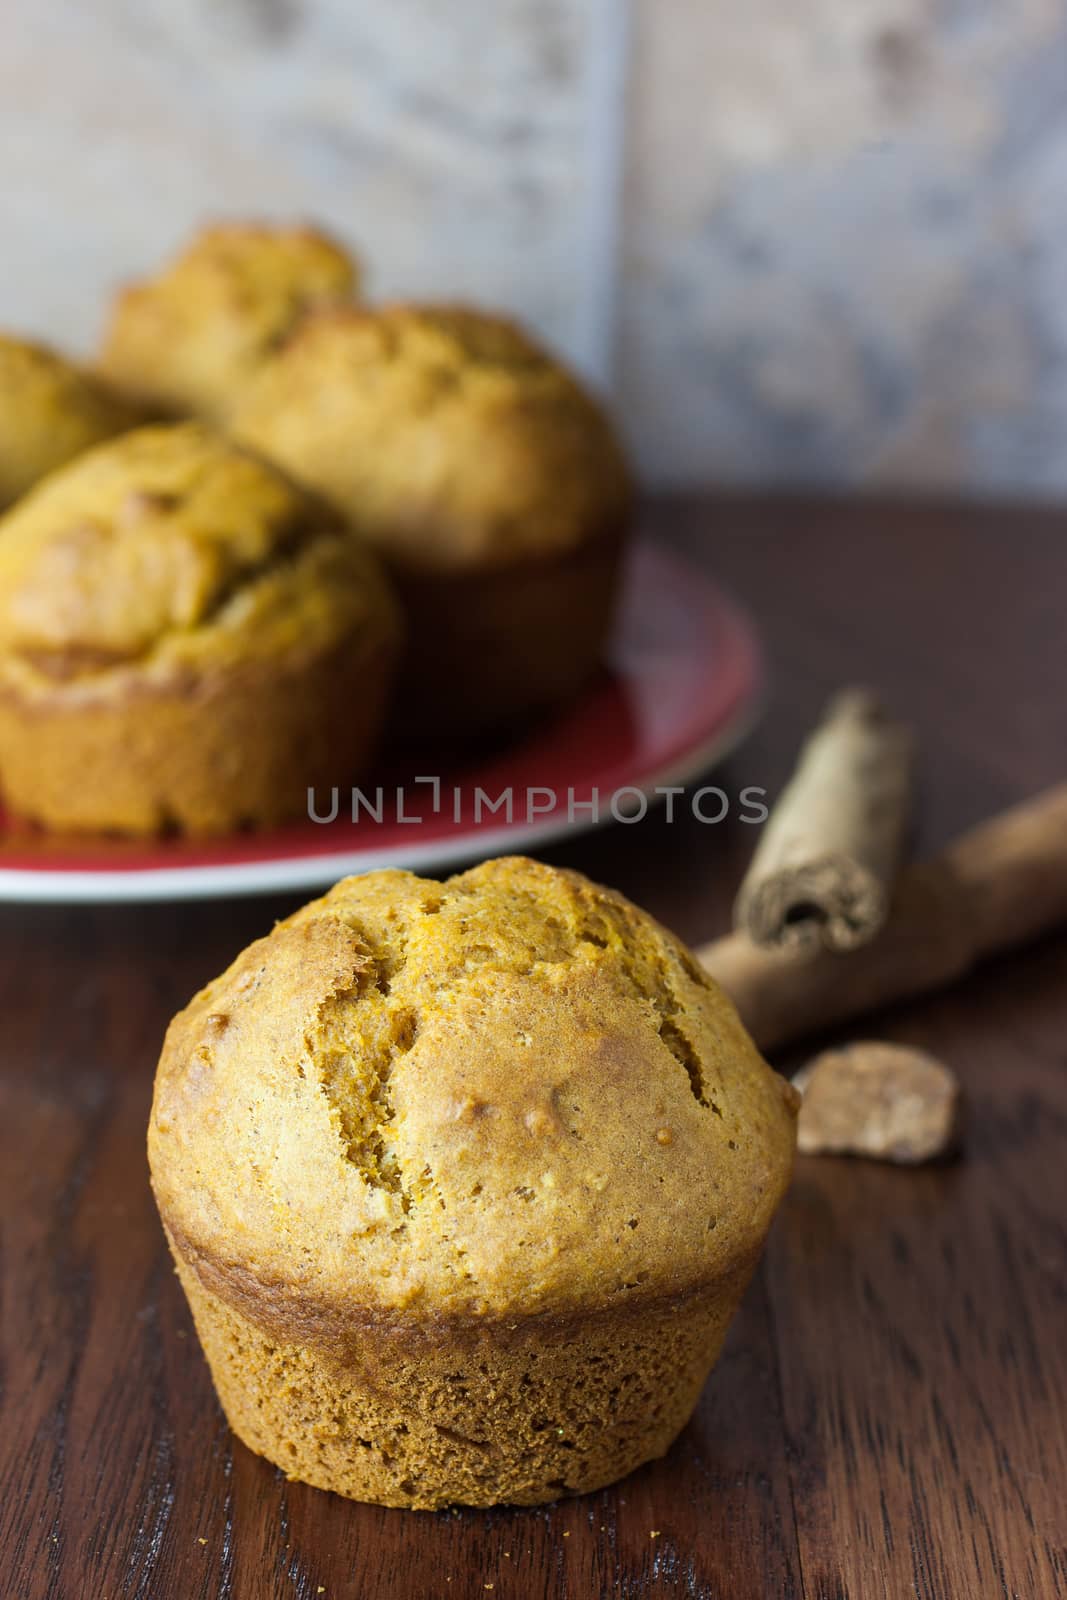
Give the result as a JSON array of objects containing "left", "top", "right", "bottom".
[{"left": 2, "top": 498, "right": 1065, "bottom": 1600}]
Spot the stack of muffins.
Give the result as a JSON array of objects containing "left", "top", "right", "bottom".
[
  {"left": 0, "top": 225, "right": 801, "bottom": 1516},
  {"left": 0, "top": 222, "right": 632, "bottom": 835}
]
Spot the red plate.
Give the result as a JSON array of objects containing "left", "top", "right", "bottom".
[{"left": 0, "top": 540, "right": 763, "bottom": 901}]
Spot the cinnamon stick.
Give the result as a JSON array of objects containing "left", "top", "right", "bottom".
[
  {"left": 734, "top": 689, "right": 914, "bottom": 952},
  {"left": 701, "top": 783, "right": 1067, "bottom": 1053}
]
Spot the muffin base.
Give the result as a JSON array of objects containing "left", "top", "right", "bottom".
[
  {"left": 0, "top": 631, "right": 395, "bottom": 836},
  {"left": 393, "top": 531, "right": 623, "bottom": 741},
  {"left": 174, "top": 1251, "right": 755, "bottom": 1511}
]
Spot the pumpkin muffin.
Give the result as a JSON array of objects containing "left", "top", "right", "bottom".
[
  {"left": 0, "top": 422, "right": 400, "bottom": 834},
  {"left": 231, "top": 305, "right": 633, "bottom": 737},
  {"left": 0, "top": 332, "right": 137, "bottom": 510},
  {"left": 97, "top": 222, "right": 359, "bottom": 423},
  {"left": 148, "top": 857, "right": 797, "bottom": 1509}
]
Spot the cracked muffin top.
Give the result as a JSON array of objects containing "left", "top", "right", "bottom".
[
  {"left": 0, "top": 333, "right": 137, "bottom": 510},
  {"left": 0, "top": 422, "right": 399, "bottom": 698},
  {"left": 149, "top": 858, "right": 797, "bottom": 1323},
  {"left": 97, "top": 221, "right": 359, "bottom": 423},
  {"left": 230, "top": 305, "right": 633, "bottom": 575}
]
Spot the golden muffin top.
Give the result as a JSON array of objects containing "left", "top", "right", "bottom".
[
  {"left": 0, "top": 422, "right": 398, "bottom": 697},
  {"left": 0, "top": 333, "right": 137, "bottom": 511},
  {"left": 97, "top": 221, "right": 359, "bottom": 423},
  {"left": 231, "top": 305, "right": 633, "bottom": 575},
  {"left": 149, "top": 858, "right": 797, "bottom": 1325}
]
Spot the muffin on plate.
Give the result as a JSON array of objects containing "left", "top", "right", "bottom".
[
  {"left": 0, "top": 332, "right": 137, "bottom": 510},
  {"left": 231, "top": 305, "right": 632, "bottom": 737},
  {"left": 148, "top": 857, "right": 797, "bottom": 1509},
  {"left": 0, "top": 422, "right": 399, "bottom": 834},
  {"left": 97, "top": 221, "right": 359, "bottom": 423}
]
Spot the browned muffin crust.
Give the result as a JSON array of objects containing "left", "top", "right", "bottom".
[
  {"left": 231, "top": 303, "right": 632, "bottom": 734},
  {"left": 0, "top": 423, "right": 400, "bottom": 834},
  {"left": 173, "top": 1253, "right": 751, "bottom": 1508},
  {"left": 0, "top": 332, "right": 138, "bottom": 510},
  {"left": 232, "top": 303, "right": 632, "bottom": 575},
  {"left": 149, "top": 859, "right": 797, "bottom": 1505},
  {"left": 97, "top": 221, "right": 360, "bottom": 423}
]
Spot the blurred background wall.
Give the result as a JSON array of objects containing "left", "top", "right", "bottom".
[{"left": 3, "top": 0, "right": 1066, "bottom": 493}]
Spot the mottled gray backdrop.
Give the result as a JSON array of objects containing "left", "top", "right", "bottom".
[{"left": 3, "top": 0, "right": 1066, "bottom": 491}]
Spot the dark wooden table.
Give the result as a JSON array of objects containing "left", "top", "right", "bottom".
[{"left": 2, "top": 498, "right": 1065, "bottom": 1600}]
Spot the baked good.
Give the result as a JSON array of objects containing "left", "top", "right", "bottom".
[
  {"left": 231, "top": 305, "right": 632, "bottom": 737},
  {"left": 97, "top": 222, "right": 359, "bottom": 423},
  {"left": 0, "top": 332, "right": 137, "bottom": 510},
  {"left": 148, "top": 857, "right": 797, "bottom": 1508},
  {"left": 0, "top": 422, "right": 400, "bottom": 834}
]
